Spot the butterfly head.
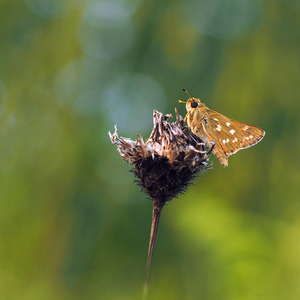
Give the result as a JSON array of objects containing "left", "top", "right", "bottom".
[
  {"left": 178, "top": 89, "right": 204, "bottom": 112},
  {"left": 178, "top": 97, "right": 202, "bottom": 112}
]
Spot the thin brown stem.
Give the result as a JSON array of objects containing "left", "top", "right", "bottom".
[{"left": 142, "top": 200, "right": 164, "bottom": 300}]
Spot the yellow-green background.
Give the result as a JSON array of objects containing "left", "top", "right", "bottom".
[{"left": 1, "top": 0, "right": 300, "bottom": 299}]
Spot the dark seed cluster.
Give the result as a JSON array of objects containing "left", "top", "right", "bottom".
[{"left": 109, "top": 108, "right": 212, "bottom": 205}]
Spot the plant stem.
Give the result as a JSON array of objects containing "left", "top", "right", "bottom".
[{"left": 142, "top": 200, "right": 164, "bottom": 299}]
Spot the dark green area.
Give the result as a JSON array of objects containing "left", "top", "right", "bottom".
[{"left": 1, "top": 0, "right": 300, "bottom": 299}]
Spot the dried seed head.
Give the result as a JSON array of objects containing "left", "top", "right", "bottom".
[{"left": 109, "top": 108, "right": 212, "bottom": 205}]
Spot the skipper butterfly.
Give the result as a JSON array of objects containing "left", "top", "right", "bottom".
[{"left": 179, "top": 89, "right": 265, "bottom": 166}]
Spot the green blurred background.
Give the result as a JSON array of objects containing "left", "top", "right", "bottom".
[{"left": 1, "top": 0, "right": 300, "bottom": 299}]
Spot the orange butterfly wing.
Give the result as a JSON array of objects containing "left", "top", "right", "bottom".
[{"left": 204, "top": 110, "right": 265, "bottom": 166}]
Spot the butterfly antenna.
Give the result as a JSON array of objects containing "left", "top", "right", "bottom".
[
  {"left": 182, "top": 88, "right": 191, "bottom": 97},
  {"left": 178, "top": 88, "right": 192, "bottom": 103}
]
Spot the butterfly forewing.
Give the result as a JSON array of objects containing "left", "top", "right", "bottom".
[
  {"left": 205, "top": 110, "right": 265, "bottom": 164},
  {"left": 234, "top": 121, "right": 265, "bottom": 150}
]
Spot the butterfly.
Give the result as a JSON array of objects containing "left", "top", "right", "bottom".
[{"left": 178, "top": 89, "right": 265, "bottom": 166}]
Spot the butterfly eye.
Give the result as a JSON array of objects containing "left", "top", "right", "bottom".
[{"left": 191, "top": 101, "right": 198, "bottom": 108}]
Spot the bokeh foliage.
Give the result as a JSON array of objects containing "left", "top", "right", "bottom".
[{"left": 1, "top": 0, "right": 300, "bottom": 299}]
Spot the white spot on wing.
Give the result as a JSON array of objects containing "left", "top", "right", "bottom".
[
  {"left": 226, "top": 122, "right": 230, "bottom": 127},
  {"left": 249, "top": 135, "right": 253, "bottom": 139},
  {"left": 226, "top": 138, "right": 230, "bottom": 143},
  {"left": 222, "top": 139, "right": 226, "bottom": 144},
  {"left": 213, "top": 118, "right": 219, "bottom": 121},
  {"left": 229, "top": 129, "right": 235, "bottom": 135},
  {"left": 243, "top": 125, "right": 249, "bottom": 131},
  {"left": 216, "top": 125, "right": 221, "bottom": 131},
  {"left": 232, "top": 137, "right": 238, "bottom": 143}
]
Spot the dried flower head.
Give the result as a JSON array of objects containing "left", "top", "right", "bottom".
[{"left": 109, "top": 108, "right": 213, "bottom": 205}]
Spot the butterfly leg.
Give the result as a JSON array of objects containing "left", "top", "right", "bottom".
[
  {"left": 206, "top": 140, "right": 215, "bottom": 156},
  {"left": 183, "top": 113, "right": 188, "bottom": 123}
]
